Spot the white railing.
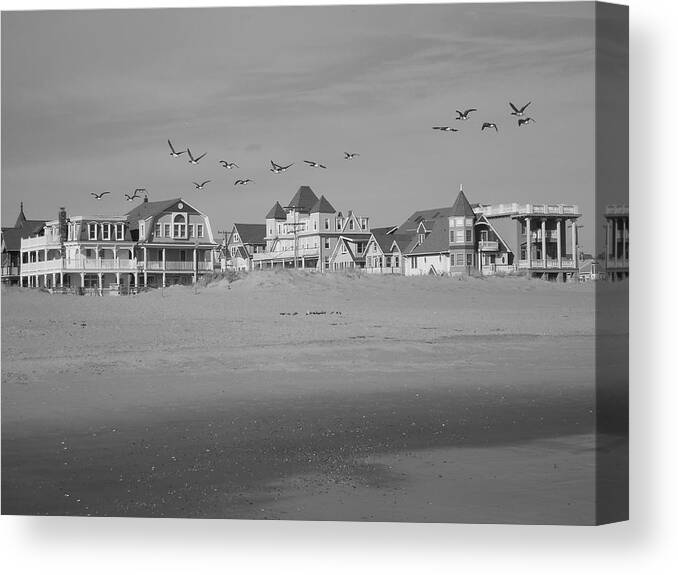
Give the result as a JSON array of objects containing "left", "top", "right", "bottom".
[
  {"left": 518, "top": 259, "right": 576, "bottom": 270},
  {"left": 20, "top": 260, "right": 62, "bottom": 274},
  {"left": 476, "top": 203, "right": 581, "bottom": 218},
  {"left": 2, "top": 266, "right": 19, "bottom": 276},
  {"left": 605, "top": 204, "right": 629, "bottom": 216},
  {"left": 21, "top": 236, "right": 61, "bottom": 250},
  {"left": 253, "top": 246, "right": 320, "bottom": 261},
  {"left": 478, "top": 240, "right": 499, "bottom": 251}
]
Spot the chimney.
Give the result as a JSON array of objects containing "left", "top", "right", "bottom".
[{"left": 143, "top": 196, "right": 148, "bottom": 203}]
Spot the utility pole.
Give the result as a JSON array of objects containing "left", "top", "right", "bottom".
[
  {"left": 217, "top": 229, "right": 232, "bottom": 271},
  {"left": 283, "top": 206, "right": 304, "bottom": 269}
]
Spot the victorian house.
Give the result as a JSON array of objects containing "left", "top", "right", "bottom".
[
  {"left": 18, "top": 197, "right": 218, "bottom": 292},
  {"left": 1, "top": 203, "right": 46, "bottom": 285},
  {"left": 224, "top": 223, "right": 266, "bottom": 271},
  {"left": 252, "top": 185, "right": 371, "bottom": 271}
]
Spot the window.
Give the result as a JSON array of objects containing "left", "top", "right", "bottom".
[
  {"left": 466, "top": 218, "right": 474, "bottom": 226},
  {"left": 336, "top": 218, "right": 343, "bottom": 229},
  {"left": 361, "top": 218, "right": 367, "bottom": 230},
  {"left": 188, "top": 225, "right": 194, "bottom": 238},
  {"left": 324, "top": 238, "right": 330, "bottom": 249},
  {"left": 88, "top": 223, "right": 97, "bottom": 240},
  {"left": 465, "top": 229, "right": 472, "bottom": 242},
  {"left": 116, "top": 224, "right": 124, "bottom": 240},
  {"left": 324, "top": 257, "right": 330, "bottom": 269},
  {"left": 173, "top": 214, "right": 186, "bottom": 239},
  {"left": 394, "top": 256, "right": 400, "bottom": 268},
  {"left": 233, "top": 233, "right": 240, "bottom": 243},
  {"left": 231, "top": 246, "right": 237, "bottom": 257},
  {"left": 385, "top": 256, "right": 391, "bottom": 267},
  {"left": 466, "top": 253, "right": 473, "bottom": 266},
  {"left": 349, "top": 219, "right": 355, "bottom": 231},
  {"left": 139, "top": 221, "right": 145, "bottom": 239},
  {"left": 197, "top": 224, "right": 204, "bottom": 238},
  {"left": 480, "top": 230, "right": 488, "bottom": 242},
  {"left": 100, "top": 224, "right": 111, "bottom": 240},
  {"left": 341, "top": 242, "right": 347, "bottom": 254},
  {"left": 155, "top": 223, "right": 162, "bottom": 237},
  {"left": 455, "top": 253, "right": 465, "bottom": 266},
  {"left": 324, "top": 218, "right": 330, "bottom": 230},
  {"left": 455, "top": 217, "right": 464, "bottom": 227},
  {"left": 268, "top": 228, "right": 272, "bottom": 235},
  {"left": 418, "top": 233, "right": 425, "bottom": 245},
  {"left": 412, "top": 256, "right": 418, "bottom": 269},
  {"left": 164, "top": 223, "right": 171, "bottom": 237},
  {"left": 455, "top": 230, "right": 464, "bottom": 243},
  {"left": 313, "top": 220, "right": 317, "bottom": 231}
]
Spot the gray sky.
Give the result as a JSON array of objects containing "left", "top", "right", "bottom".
[{"left": 2, "top": 2, "right": 596, "bottom": 250}]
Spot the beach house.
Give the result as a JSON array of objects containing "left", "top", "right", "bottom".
[
  {"left": 1, "top": 203, "right": 47, "bottom": 285},
  {"left": 604, "top": 204, "right": 629, "bottom": 281},
  {"left": 18, "top": 197, "right": 218, "bottom": 292},
  {"left": 224, "top": 223, "right": 266, "bottom": 271},
  {"left": 363, "top": 187, "right": 582, "bottom": 280},
  {"left": 252, "top": 185, "right": 371, "bottom": 271}
]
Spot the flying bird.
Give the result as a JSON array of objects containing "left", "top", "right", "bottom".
[
  {"left": 219, "top": 160, "right": 239, "bottom": 169},
  {"left": 432, "top": 126, "right": 458, "bottom": 132},
  {"left": 518, "top": 117, "right": 536, "bottom": 127},
  {"left": 270, "top": 161, "right": 294, "bottom": 173},
  {"left": 455, "top": 109, "right": 477, "bottom": 120},
  {"left": 481, "top": 122, "right": 499, "bottom": 132},
  {"left": 344, "top": 152, "right": 360, "bottom": 160},
  {"left": 168, "top": 139, "right": 185, "bottom": 158},
  {"left": 187, "top": 148, "right": 207, "bottom": 165},
  {"left": 234, "top": 179, "right": 254, "bottom": 186},
  {"left": 91, "top": 192, "right": 110, "bottom": 200},
  {"left": 304, "top": 160, "right": 327, "bottom": 169},
  {"left": 193, "top": 180, "right": 211, "bottom": 190},
  {"left": 124, "top": 192, "right": 139, "bottom": 202},
  {"left": 509, "top": 101, "right": 531, "bottom": 116}
]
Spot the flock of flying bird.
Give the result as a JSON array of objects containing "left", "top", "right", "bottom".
[
  {"left": 90, "top": 101, "right": 534, "bottom": 202},
  {"left": 432, "top": 101, "right": 535, "bottom": 133}
]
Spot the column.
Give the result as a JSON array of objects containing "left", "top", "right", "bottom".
[
  {"left": 162, "top": 248, "right": 166, "bottom": 270},
  {"left": 134, "top": 271, "right": 139, "bottom": 288},
  {"left": 541, "top": 219, "right": 547, "bottom": 268},
  {"left": 80, "top": 272, "right": 85, "bottom": 289},
  {"left": 116, "top": 271, "right": 121, "bottom": 285},
  {"left": 210, "top": 248, "right": 214, "bottom": 271},
  {"left": 52, "top": 272, "right": 57, "bottom": 289},
  {"left": 96, "top": 244, "right": 101, "bottom": 269},
  {"left": 613, "top": 219, "right": 619, "bottom": 264},
  {"left": 98, "top": 272, "right": 103, "bottom": 294},
  {"left": 571, "top": 220, "right": 578, "bottom": 270},
  {"left": 193, "top": 248, "right": 197, "bottom": 284},
  {"left": 525, "top": 217, "right": 532, "bottom": 268},
  {"left": 622, "top": 218, "right": 627, "bottom": 263},
  {"left": 162, "top": 272, "right": 166, "bottom": 287},
  {"left": 113, "top": 246, "right": 118, "bottom": 270},
  {"left": 142, "top": 246, "right": 148, "bottom": 286},
  {"left": 556, "top": 219, "right": 562, "bottom": 268},
  {"left": 59, "top": 271, "right": 63, "bottom": 287}
]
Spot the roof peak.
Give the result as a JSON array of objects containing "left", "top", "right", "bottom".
[
  {"left": 450, "top": 188, "right": 476, "bottom": 217},
  {"left": 310, "top": 194, "right": 336, "bottom": 214},
  {"left": 266, "top": 201, "right": 287, "bottom": 219}
]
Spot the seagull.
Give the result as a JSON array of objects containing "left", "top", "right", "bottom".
[
  {"left": 219, "top": 160, "right": 239, "bottom": 169},
  {"left": 304, "top": 160, "right": 327, "bottom": 169},
  {"left": 168, "top": 139, "right": 185, "bottom": 158},
  {"left": 270, "top": 160, "right": 294, "bottom": 173},
  {"left": 234, "top": 179, "right": 254, "bottom": 186},
  {"left": 481, "top": 122, "right": 499, "bottom": 132},
  {"left": 344, "top": 152, "right": 360, "bottom": 160},
  {"left": 432, "top": 126, "right": 458, "bottom": 132},
  {"left": 124, "top": 192, "right": 139, "bottom": 202},
  {"left": 509, "top": 101, "right": 531, "bottom": 116},
  {"left": 187, "top": 148, "right": 207, "bottom": 165},
  {"left": 455, "top": 108, "right": 477, "bottom": 120},
  {"left": 518, "top": 117, "right": 536, "bottom": 127},
  {"left": 193, "top": 180, "right": 211, "bottom": 190},
  {"left": 91, "top": 191, "right": 110, "bottom": 200}
]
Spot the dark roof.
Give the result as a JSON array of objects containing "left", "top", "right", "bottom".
[
  {"left": 1, "top": 228, "right": 21, "bottom": 252},
  {"left": 15, "top": 203, "right": 26, "bottom": 228},
  {"left": 396, "top": 206, "right": 457, "bottom": 234},
  {"left": 233, "top": 223, "right": 266, "bottom": 245},
  {"left": 266, "top": 201, "right": 287, "bottom": 220},
  {"left": 408, "top": 217, "right": 451, "bottom": 255},
  {"left": 2, "top": 204, "right": 47, "bottom": 251},
  {"left": 286, "top": 186, "right": 319, "bottom": 212},
  {"left": 310, "top": 195, "right": 336, "bottom": 214},
  {"left": 390, "top": 234, "right": 413, "bottom": 252},
  {"left": 370, "top": 227, "right": 398, "bottom": 252},
  {"left": 450, "top": 189, "right": 476, "bottom": 217},
  {"left": 125, "top": 198, "right": 183, "bottom": 229}
]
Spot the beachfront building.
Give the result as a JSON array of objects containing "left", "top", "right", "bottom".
[
  {"left": 253, "top": 185, "right": 371, "bottom": 271},
  {"left": 1, "top": 203, "right": 46, "bottom": 285},
  {"left": 224, "top": 223, "right": 266, "bottom": 271},
  {"left": 18, "top": 197, "right": 218, "bottom": 292},
  {"left": 604, "top": 204, "right": 629, "bottom": 281},
  {"left": 363, "top": 187, "right": 582, "bottom": 280}
]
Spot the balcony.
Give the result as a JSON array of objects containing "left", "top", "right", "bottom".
[
  {"left": 21, "top": 235, "right": 61, "bottom": 250},
  {"left": 478, "top": 240, "right": 499, "bottom": 251},
  {"left": 518, "top": 259, "right": 577, "bottom": 270},
  {"left": 476, "top": 203, "right": 581, "bottom": 218},
  {"left": 2, "top": 266, "right": 20, "bottom": 276}
]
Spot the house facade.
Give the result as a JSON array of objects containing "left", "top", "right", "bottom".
[
  {"left": 224, "top": 223, "right": 266, "bottom": 271},
  {"left": 363, "top": 187, "right": 582, "bottom": 280},
  {"left": 604, "top": 204, "right": 629, "bottom": 281},
  {"left": 18, "top": 197, "right": 218, "bottom": 292},
  {"left": 1, "top": 203, "right": 46, "bottom": 285},
  {"left": 252, "top": 185, "right": 371, "bottom": 271}
]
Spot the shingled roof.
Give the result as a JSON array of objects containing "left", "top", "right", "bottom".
[
  {"left": 2, "top": 203, "right": 47, "bottom": 251},
  {"left": 125, "top": 198, "right": 183, "bottom": 229},
  {"left": 233, "top": 223, "right": 266, "bottom": 245},
  {"left": 370, "top": 227, "right": 398, "bottom": 252},
  {"left": 450, "top": 189, "right": 476, "bottom": 217},
  {"left": 395, "top": 206, "right": 457, "bottom": 234},
  {"left": 266, "top": 201, "right": 287, "bottom": 220},
  {"left": 310, "top": 195, "right": 336, "bottom": 214},
  {"left": 286, "top": 186, "right": 319, "bottom": 212},
  {"left": 407, "top": 217, "right": 451, "bottom": 255}
]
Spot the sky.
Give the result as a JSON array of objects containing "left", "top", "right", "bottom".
[{"left": 2, "top": 2, "right": 598, "bottom": 250}]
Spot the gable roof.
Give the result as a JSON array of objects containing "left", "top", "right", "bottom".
[
  {"left": 266, "top": 201, "right": 287, "bottom": 220},
  {"left": 310, "top": 195, "right": 336, "bottom": 214},
  {"left": 1, "top": 228, "right": 21, "bottom": 252},
  {"left": 450, "top": 189, "right": 476, "bottom": 217},
  {"left": 125, "top": 198, "right": 183, "bottom": 228},
  {"left": 15, "top": 203, "right": 27, "bottom": 228},
  {"left": 286, "top": 186, "right": 319, "bottom": 212},
  {"left": 233, "top": 223, "right": 266, "bottom": 245},
  {"left": 483, "top": 215, "right": 517, "bottom": 254},
  {"left": 407, "top": 217, "right": 450, "bottom": 255},
  {"left": 396, "top": 206, "right": 456, "bottom": 234},
  {"left": 370, "top": 226, "right": 398, "bottom": 252}
]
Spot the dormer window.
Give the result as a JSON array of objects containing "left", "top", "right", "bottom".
[
  {"left": 88, "top": 223, "right": 97, "bottom": 240},
  {"left": 349, "top": 219, "right": 355, "bottom": 231},
  {"left": 155, "top": 223, "right": 162, "bottom": 237},
  {"left": 101, "top": 223, "right": 111, "bottom": 241},
  {"left": 139, "top": 221, "right": 146, "bottom": 239},
  {"left": 419, "top": 233, "right": 425, "bottom": 245},
  {"left": 360, "top": 218, "right": 367, "bottom": 230},
  {"left": 336, "top": 218, "right": 343, "bottom": 229},
  {"left": 116, "top": 224, "right": 125, "bottom": 241},
  {"left": 172, "top": 214, "right": 187, "bottom": 239}
]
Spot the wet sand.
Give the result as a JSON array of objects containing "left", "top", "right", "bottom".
[{"left": 1, "top": 273, "right": 628, "bottom": 523}]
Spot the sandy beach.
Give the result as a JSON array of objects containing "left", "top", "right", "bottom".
[{"left": 1, "top": 272, "right": 628, "bottom": 523}]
